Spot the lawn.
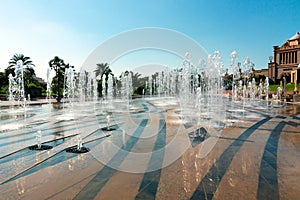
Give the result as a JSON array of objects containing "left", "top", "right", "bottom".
[{"left": 269, "top": 83, "right": 300, "bottom": 92}]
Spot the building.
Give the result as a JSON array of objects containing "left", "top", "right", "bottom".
[
  {"left": 268, "top": 32, "right": 300, "bottom": 84},
  {"left": 253, "top": 68, "right": 269, "bottom": 78}
]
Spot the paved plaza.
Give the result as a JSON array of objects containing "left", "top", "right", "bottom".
[{"left": 0, "top": 98, "right": 299, "bottom": 199}]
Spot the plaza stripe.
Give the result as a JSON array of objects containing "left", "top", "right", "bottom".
[
  {"left": 0, "top": 117, "right": 100, "bottom": 145},
  {"left": 1, "top": 132, "right": 109, "bottom": 184},
  {"left": 190, "top": 117, "right": 271, "bottom": 200},
  {"left": 257, "top": 121, "right": 296, "bottom": 200},
  {"left": 135, "top": 118, "right": 166, "bottom": 200},
  {"left": 73, "top": 119, "right": 148, "bottom": 200},
  {"left": 0, "top": 122, "right": 99, "bottom": 147},
  {"left": 292, "top": 115, "right": 300, "bottom": 120}
]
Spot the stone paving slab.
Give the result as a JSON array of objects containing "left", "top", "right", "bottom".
[{"left": 0, "top": 99, "right": 299, "bottom": 199}]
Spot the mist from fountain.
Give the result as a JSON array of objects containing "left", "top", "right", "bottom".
[
  {"left": 36, "top": 130, "right": 42, "bottom": 149},
  {"left": 107, "top": 74, "right": 114, "bottom": 109},
  {"left": 206, "top": 51, "right": 225, "bottom": 125},
  {"left": 106, "top": 115, "right": 111, "bottom": 131},
  {"left": 265, "top": 77, "right": 269, "bottom": 103},
  {"left": 86, "top": 74, "right": 92, "bottom": 101},
  {"left": 170, "top": 70, "right": 177, "bottom": 96},
  {"left": 173, "top": 51, "right": 226, "bottom": 130},
  {"left": 64, "top": 67, "right": 76, "bottom": 109},
  {"left": 178, "top": 52, "right": 193, "bottom": 113},
  {"left": 102, "top": 74, "right": 106, "bottom": 100},
  {"left": 77, "top": 135, "right": 83, "bottom": 151},
  {"left": 8, "top": 60, "right": 26, "bottom": 108},
  {"left": 78, "top": 70, "right": 86, "bottom": 103},
  {"left": 157, "top": 71, "right": 163, "bottom": 97},
  {"left": 148, "top": 75, "right": 152, "bottom": 96},
  {"left": 120, "top": 72, "right": 133, "bottom": 107},
  {"left": 277, "top": 86, "right": 282, "bottom": 101},
  {"left": 251, "top": 78, "right": 257, "bottom": 101},
  {"left": 46, "top": 67, "right": 52, "bottom": 103},
  {"left": 93, "top": 77, "right": 98, "bottom": 102},
  {"left": 230, "top": 51, "right": 240, "bottom": 102}
]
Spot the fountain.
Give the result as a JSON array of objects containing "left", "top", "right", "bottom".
[
  {"left": 258, "top": 81, "right": 263, "bottom": 101},
  {"left": 106, "top": 115, "right": 110, "bottom": 130},
  {"left": 29, "top": 130, "right": 53, "bottom": 150},
  {"left": 93, "top": 77, "right": 98, "bottom": 102},
  {"left": 265, "top": 77, "right": 269, "bottom": 103},
  {"left": 251, "top": 78, "right": 257, "bottom": 101},
  {"left": 8, "top": 60, "right": 26, "bottom": 108},
  {"left": 46, "top": 67, "right": 53, "bottom": 103},
  {"left": 230, "top": 51, "right": 240, "bottom": 102},
  {"left": 148, "top": 75, "right": 153, "bottom": 96},
  {"left": 36, "top": 130, "right": 42, "bottom": 149},
  {"left": 107, "top": 74, "right": 114, "bottom": 109},
  {"left": 66, "top": 134, "right": 90, "bottom": 153},
  {"left": 86, "top": 74, "right": 92, "bottom": 100},
  {"left": 178, "top": 52, "right": 193, "bottom": 112},
  {"left": 120, "top": 72, "right": 133, "bottom": 106},
  {"left": 77, "top": 135, "right": 83, "bottom": 150},
  {"left": 0, "top": 39, "right": 298, "bottom": 200},
  {"left": 174, "top": 51, "right": 226, "bottom": 131},
  {"left": 3, "top": 43, "right": 294, "bottom": 198},
  {"left": 101, "top": 113, "right": 116, "bottom": 131},
  {"left": 102, "top": 74, "right": 106, "bottom": 99},
  {"left": 277, "top": 86, "right": 283, "bottom": 101},
  {"left": 78, "top": 69, "right": 86, "bottom": 103},
  {"left": 64, "top": 67, "right": 76, "bottom": 109}
]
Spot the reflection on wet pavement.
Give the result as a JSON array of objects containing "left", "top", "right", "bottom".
[{"left": 0, "top": 100, "right": 299, "bottom": 199}]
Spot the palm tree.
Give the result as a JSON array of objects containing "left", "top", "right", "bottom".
[
  {"left": 8, "top": 54, "right": 35, "bottom": 70},
  {"left": 8, "top": 54, "right": 35, "bottom": 78},
  {"left": 7, "top": 54, "right": 37, "bottom": 94},
  {"left": 94, "top": 63, "right": 112, "bottom": 80},
  {"left": 132, "top": 72, "right": 142, "bottom": 88},
  {"left": 94, "top": 63, "right": 114, "bottom": 97}
]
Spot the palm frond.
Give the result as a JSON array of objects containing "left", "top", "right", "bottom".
[{"left": 8, "top": 53, "right": 35, "bottom": 69}]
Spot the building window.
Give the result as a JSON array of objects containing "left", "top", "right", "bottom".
[{"left": 292, "top": 52, "right": 294, "bottom": 63}]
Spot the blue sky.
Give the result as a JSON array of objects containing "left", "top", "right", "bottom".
[{"left": 0, "top": 0, "right": 299, "bottom": 79}]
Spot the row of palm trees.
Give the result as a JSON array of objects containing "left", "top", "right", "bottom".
[
  {"left": 0, "top": 53, "right": 147, "bottom": 102},
  {"left": 94, "top": 64, "right": 148, "bottom": 96}
]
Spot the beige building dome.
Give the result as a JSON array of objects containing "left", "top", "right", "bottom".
[{"left": 289, "top": 32, "right": 300, "bottom": 40}]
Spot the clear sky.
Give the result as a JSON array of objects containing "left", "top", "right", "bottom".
[{"left": 0, "top": 0, "right": 299, "bottom": 79}]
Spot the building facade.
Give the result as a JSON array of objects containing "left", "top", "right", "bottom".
[
  {"left": 268, "top": 32, "right": 300, "bottom": 84},
  {"left": 253, "top": 68, "right": 269, "bottom": 78}
]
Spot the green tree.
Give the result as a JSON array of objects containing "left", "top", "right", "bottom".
[
  {"left": 49, "top": 56, "right": 67, "bottom": 102},
  {"left": 0, "top": 71, "right": 7, "bottom": 96}
]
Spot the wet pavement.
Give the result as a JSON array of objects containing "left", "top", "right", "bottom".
[{"left": 0, "top": 98, "right": 299, "bottom": 199}]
